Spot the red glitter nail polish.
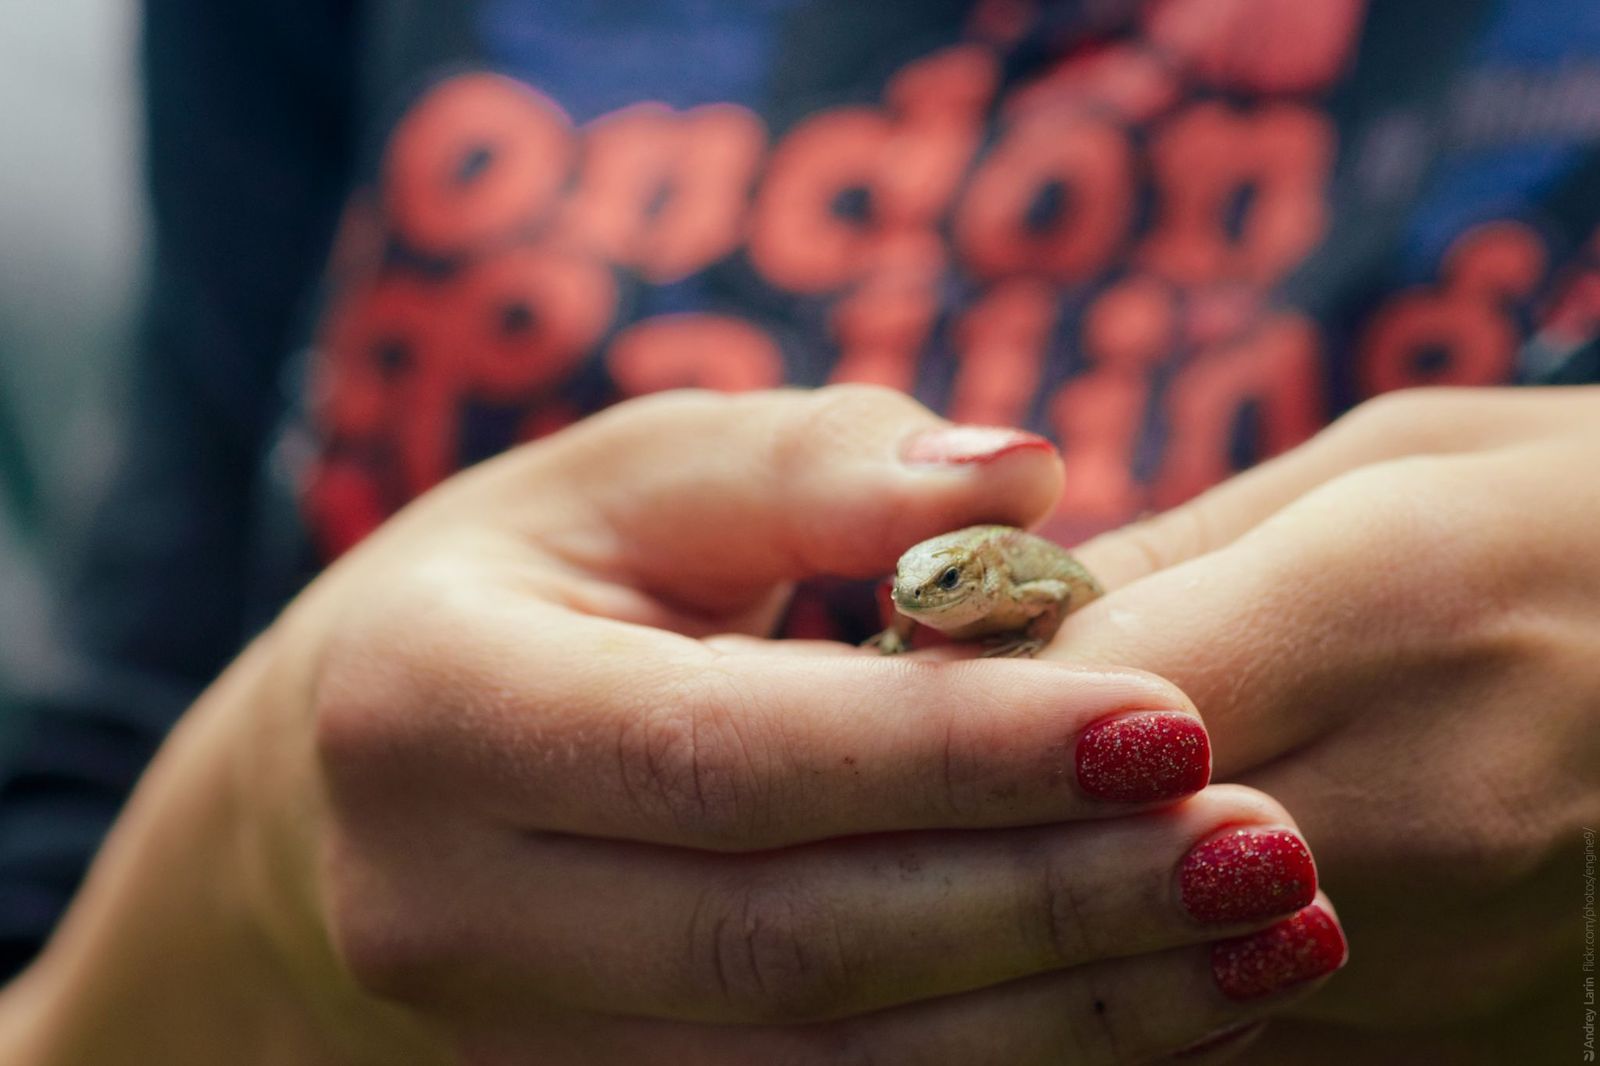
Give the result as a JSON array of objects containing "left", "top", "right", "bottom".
[
  {"left": 1179, "top": 828, "right": 1317, "bottom": 924},
  {"left": 1074, "top": 712, "right": 1210, "bottom": 803},
  {"left": 1211, "top": 904, "right": 1348, "bottom": 1001},
  {"left": 1171, "top": 1021, "right": 1266, "bottom": 1059},
  {"left": 900, "top": 425, "right": 1055, "bottom": 465}
]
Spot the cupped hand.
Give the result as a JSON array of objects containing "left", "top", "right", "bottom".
[
  {"left": 1066, "top": 386, "right": 1600, "bottom": 1062},
  {"left": 5, "top": 386, "right": 1343, "bottom": 1066}
]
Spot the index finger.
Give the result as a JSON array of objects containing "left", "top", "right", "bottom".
[
  {"left": 1054, "top": 453, "right": 1491, "bottom": 776},
  {"left": 1071, "top": 387, "right": 1571, "bottom": 592},
  {"left": 316, "top": 592, "right": 1208, "bottom": 851}
]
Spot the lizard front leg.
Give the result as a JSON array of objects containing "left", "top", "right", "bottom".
[
  {"left": 979, "top": 579, "right": 1071, "bottom": 658},
  {"left": 864, "top": 611, "right": 918, "bottom": 655}
]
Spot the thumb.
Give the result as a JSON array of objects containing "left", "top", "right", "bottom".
[{"left": 485, "top": 385, "right": 1064, "bottom": 614}]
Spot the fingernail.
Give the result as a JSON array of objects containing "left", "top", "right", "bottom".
[
  {"left": 1170, "top": 1021, "right": 1266, "bottom": 1059},
  {"left": 1180, "top": 828, "right": 1317, "bottom": 925},
  {"left": 1075, "top": 711, "right": 1210, "bottom": 803},
  {"left": 1211, "top": 903, "right": 1348, "bottom": 1001},
  {"left": 901, "top": 425, "right": 1055, "bottom": 466}
]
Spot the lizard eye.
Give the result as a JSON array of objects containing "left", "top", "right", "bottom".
[{"left": 937, "top": 566, "right": 961, "bottom": 590}]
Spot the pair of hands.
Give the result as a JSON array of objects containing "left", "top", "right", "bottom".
[{"left": 5, "top": 385, "right": 1592, "bottom": 1064}]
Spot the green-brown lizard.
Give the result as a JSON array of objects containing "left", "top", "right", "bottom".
[{"left": 866, "top": 524, "right": 1103, "bottom": 658}]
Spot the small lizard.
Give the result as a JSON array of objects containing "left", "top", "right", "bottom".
[{"left": 866, "top": 524, "right": 1104, "bottom": 658}]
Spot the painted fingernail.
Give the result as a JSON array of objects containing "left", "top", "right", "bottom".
[
  {"left": 1180, "top": 828, "right": 1317, "bottom": 924},
  {"left": 1170, "top": 1021, "right": 1266, "bottom": 1059},
  {"left": 1211, "top": 904, "right": 1347, "bottom": 1001},
  {"left": 901, "top": 425, "right": 1055, "bottom": 466},
  {"left": 1075, "top": 711, "right": 1210, "bottom": 803}
]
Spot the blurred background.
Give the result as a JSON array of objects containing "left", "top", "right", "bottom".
[{"left": 0, "top": 2, "right": 144, "bottom": 745}]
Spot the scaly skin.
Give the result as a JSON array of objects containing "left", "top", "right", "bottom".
[{"left": 866, "top": 524, "right": 1104, "bottom": 658}]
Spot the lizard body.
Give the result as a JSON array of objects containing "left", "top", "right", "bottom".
[{"left": 866, "top": 524, "right": 1103, "bottom": 658}]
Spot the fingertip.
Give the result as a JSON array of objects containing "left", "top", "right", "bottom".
[
  {"left": 1069, "top": 521, "right": 1176, "bottom": 594},
  {"left": 1183, "top": 783, "right": 1302, "bottom": 835},
  {"left": 1210, "top": 896, "right": 1348, "bottom": 1002},
  {"left": 1306, "top": 889, "right": 1345, "bottom": 930},
  {"left": 1075, "top": 710, "right": 1212, "bottom": 805},
  {"left": 899, "top": 425, "right": 1058, "bottom": 467},
  {"left": 891, "top": 425, "right": 1065, "bottom": 541},
  {"left": 1166, "top": 1020, "right": 1269, "bottom": 1061},
  {"left": 776, "top": 414, "right": 1065, "bottom": 578},
  {"left": 1178, "top": 826, "right": 1318, "bottom": 926}
]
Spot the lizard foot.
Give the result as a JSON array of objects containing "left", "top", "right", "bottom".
[
  {"left": 863, "top": 629, "right": 909, "bottom": 655},
  {"left": 979, "top": 636, "right": 1044, "bottom": 659}
]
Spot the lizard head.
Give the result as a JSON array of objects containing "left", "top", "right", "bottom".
[{"left": 890, "top": 540, "right": 998, "bottom": 628}]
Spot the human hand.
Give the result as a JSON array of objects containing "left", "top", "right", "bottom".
[
  {"left": 3, "top": 386, "right": 1344, "bottom": 1065},
  {"left": 1065, "top": 386, "right": 1600, "bottom": 1062}
]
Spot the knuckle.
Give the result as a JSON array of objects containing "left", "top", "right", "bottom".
[
  {"left": 581, "top": 388, "right": 726, "bottom": 447},
  {"left": 701, "top": 879, "right": 851, "bottom": 1022},
  {"left": 1107, "top": 515, "right": 1173, "bottom": 579},
  {"left": 311, "top": 568, "right": 466, "bottom": 781},
  {"left": 310, "top": 657, "right": 377, "bottom": 777},
  {"left": 615, "top": 674, "right": 766, "bottom": 845},
  {"left": 1129, "top": 499, "right": 1216, "bottom": 573},
  {"left": 764, "top": 385, "right": 923, "bottom": 566},
  {"left": 1334, "top": 388, "right": 1438, "bottom": 440},
  {"left": 1038, "top": 847, "right": 1097, "bottom": 965},
  {"left": 321, "top": 837, "right": 445, "bottom": 1004},
  {"left": 311, "top": 611, "right": 413, "bottom": 780},
  {"left": 1427, "top": 759, "right": 1573, "bottom": 896},
  {"left": 809, "top": 382, "right": 926, "bottom": 427},
  {"left": 1457, "top": 821, "right": 1545, "bottom": 892},
  {"left": 1329, "top": 387, "right": 1482, "bottom": 454},
  {"left": 775, "top": 385, "right": 924, "bottom": 480},
  {"left": 1406, "top": 810, "right": 1542, "bottom": 900},
  {"left": 327, "top": 899, "right": 415, "bottom": 1000},
  {"left": 1372, "top": 459, "right": 1522, "bottom": 638},
  {"left": 934, "top": 699, "right": 1024, "bottom": 822},
  {"left": 308, "top": 573, "right": 497, "bottom": 1007},
  {"left": 937, "top": 712, "right": 987, "bottom": 822},
  {"left": 1087, "top": 495, "right": 1221, "bottom": 588},
  {"left": 1287, "top": 458, "right": 1486, "bottom": 638},
  {"left": 1199, "top": 783, "right": 1299, "bottom": 833}
]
